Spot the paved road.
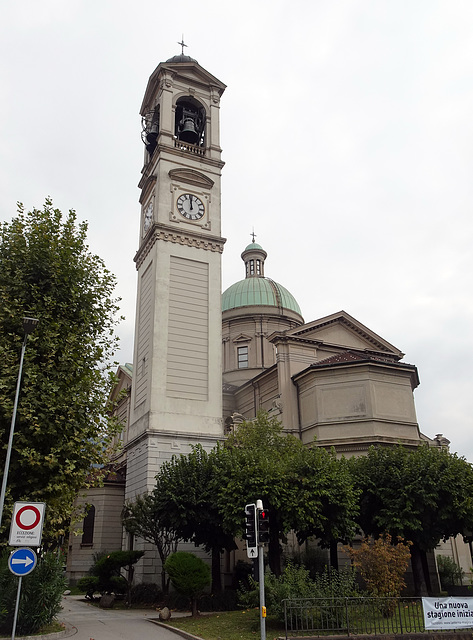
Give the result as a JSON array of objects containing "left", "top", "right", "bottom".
[{"left": 59, "top": 596, "right": 194, "bottom": 640}]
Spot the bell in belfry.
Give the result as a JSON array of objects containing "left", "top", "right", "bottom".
[
  {"left": 178, "top": 107, "right": 201, "bottom": 144},
  {"left": 179, "top": 115, "right": 199, "bottom": 143}
]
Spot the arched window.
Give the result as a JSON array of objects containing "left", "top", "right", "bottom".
[
  {"left": 81, "top": 505, "right": 95, "bottom": 546},
  {"left": 175, "top": 97, "right": 206, "bottom": 146}
]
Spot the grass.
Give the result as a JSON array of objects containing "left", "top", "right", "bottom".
[
  {"left": 0, "top": 620, "right": 65, "bottom": 638},
  {"left": 164, "top": 608, "right": 285, "bottom": 640}
]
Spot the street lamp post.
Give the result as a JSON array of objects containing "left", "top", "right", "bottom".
[{"left": 0, "top": 317, "right": 39, "bottom": 530}]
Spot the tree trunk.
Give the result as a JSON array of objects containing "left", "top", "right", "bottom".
[
  {"left": 411, "top": 545, "right": 429, "bottom": 596},
  {"left": 329, "top": 541, "right": 339, "bottom": 570},
  {"left": 211, "top": 547, "right": 222, "bottom": 593},
  {"left": 268, "top": 526, "right": 281, "bottom": 575}
]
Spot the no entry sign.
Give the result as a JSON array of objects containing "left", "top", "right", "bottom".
[{"left": 9, "top": 502, "right": 46, "bottom": 546}]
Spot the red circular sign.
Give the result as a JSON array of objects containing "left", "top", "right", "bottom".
[{"left": 15, "top": 505, "right": 41, "bottom": 530}]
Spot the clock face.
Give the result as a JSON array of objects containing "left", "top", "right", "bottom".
[
  {"left": 177, "top": 193, "right": 205, "bottom": 220},
  {"left": 143, "top": 201, "right": 153, "bottom": 232}
]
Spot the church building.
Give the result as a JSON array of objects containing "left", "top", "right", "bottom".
[{"left": 66, "top": 50, "right": 459, "bottom": 586}]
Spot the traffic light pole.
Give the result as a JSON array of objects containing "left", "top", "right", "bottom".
[
  {"left": 244, "top": 500, "right": 269, "bottom": 640},
  {"left": 258, "top": 538, "right": 266, "bottom": 640},
  {"left": 256, "top": 499, "right": 266, "bottom": 640}
]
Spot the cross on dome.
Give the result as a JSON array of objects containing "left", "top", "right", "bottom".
[{"left": 177, "top": 36, "right": 188, "bottom": 56}]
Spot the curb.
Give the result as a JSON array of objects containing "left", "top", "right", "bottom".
[
  {"left": 148, "top": 618, "right": 205, "bottom": 640},
  {"left": 3, "top": 621, "right": 76, "bottom": 640}
]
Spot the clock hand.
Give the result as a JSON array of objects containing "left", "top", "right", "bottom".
[{"left": 189, "top": 195, "right": 193, "bottom": 210}]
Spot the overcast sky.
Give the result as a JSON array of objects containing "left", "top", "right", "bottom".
[{"left": 1, "top": 0, "right": 473, "bottom": 459}]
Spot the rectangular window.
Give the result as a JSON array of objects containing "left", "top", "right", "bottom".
[{"left": 238, "top": 346, "right": 249, "bottom": 369}]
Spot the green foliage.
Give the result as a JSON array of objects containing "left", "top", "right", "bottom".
[
  {"left": 154, "top": 445, "right": 237, "bottom": 554},
  {"left": 288, "top": 545, "right": 329, "bottom": 579},
  {"left": 122, "top": 493, "right": 179, "bottom": 592},
  {"left": 214, "top": 412, "right": 359, "bottom": 574},
  {"left": 130, "top": 582, "right": 162, "bottom": 604},
  {"left": 239, "top": 563, "right": 359, "bottom": 622},
  {"left": 436, "top": 555, "right": 464, "bottom": 587},
  {"left": 152, "top": 444, "right": 238, "bottom": 592},
  {"left": 0, "top": 551, "right": 66, "bottom": 635},
  {"left": 350, "top": 444, "right": 473, "bottom": 594},
  {"left": 0, "top": 199, "right": 122, "bottom": 544},
  {"left": 77, "top": 550, "right": 144, "bottom": 599},
  {"left": 164, "top": 552, "right": 211, "bottom": 616}
]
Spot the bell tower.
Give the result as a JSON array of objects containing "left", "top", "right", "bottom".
[{"left": 126, "top": 52, "right": 226, "bottom": 502}]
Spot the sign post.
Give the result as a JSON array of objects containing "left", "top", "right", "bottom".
[
  {"left": 8, "top": 548, "right": 37, "bottom": 640},
  {"left": 7, "top": 503, "right": 44, "bottom": 640}
]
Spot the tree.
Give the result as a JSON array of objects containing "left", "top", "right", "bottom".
[
  {"left": 215, "top": 412, "right": 360, "bottom": 575},
  {"left": 77, "top": 550, "right": 144, "bottom": 604},
  {"left": 164, "top": 552, "right": 211, "bottom": 617},
  {"left": 0, "top": 199, "right": 122, "bottom": 544},
  {"left": 122, "top": 493, "right": 180, "bottom": 593},
  {"left": 350, "top": 445, "right": 473, "bottom": 595},
  {"left": 153, "top": 444, "right": 237, "bottom": 593}
]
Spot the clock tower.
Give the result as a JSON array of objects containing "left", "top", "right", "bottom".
[{"left": 126, "top": 52, "right": 226, "bottom": 505}]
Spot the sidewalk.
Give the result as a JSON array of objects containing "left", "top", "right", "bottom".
[{"left": 56, "top": 595, "right": 199, "bottom": 640}]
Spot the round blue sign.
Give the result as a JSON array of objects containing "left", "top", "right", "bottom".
[{"left": 8, "top": 547, "right": 37, "bottom": 576}]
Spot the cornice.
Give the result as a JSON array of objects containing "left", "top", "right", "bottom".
[
  {"left": 139, "top": 143, "right": 225, "bottom": 189},
  {"left": 134, "top": 223, "right": 226, "bottom": 268},
  {"left": 124, "top": 428, "right": 224, "bottom": 452}
]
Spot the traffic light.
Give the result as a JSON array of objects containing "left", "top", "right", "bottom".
[
  {"left": 258, "top": 508, "right": 270, "bottom": 543},
  {"left": 243, "top": 503, "right": 257, "bottom": 548}
]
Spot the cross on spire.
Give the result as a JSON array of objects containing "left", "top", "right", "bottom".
[
  {"left": 251, "top": 229, "right": 257, "bottom": 243},
  {"left": 178, "top": 36, "right": 188, "bottom": 56}
]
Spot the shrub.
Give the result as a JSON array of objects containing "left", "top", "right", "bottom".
[
  {"left": 436, "top": 555, "right": 464, "bottom": 587},
  {"left": 77, "top": 549, "right": 144, "bottom": 602},
  {"left": 288, "top": 545, "right": 328, "bottom": 579},
  {"left": 130, "top": 582, "right": 162, "bottom": 604},
  {"left": 0, "top": 551, "right": 66, "bottom": 636},
  {"left": 345, "top": 534, "right": 411, "bottom": 616},
  {"left": 238, "top": 562, "right": 359, "bottom": 622},
  {"left": 164, "top": 552, "right": 211, "bottom": 616}
]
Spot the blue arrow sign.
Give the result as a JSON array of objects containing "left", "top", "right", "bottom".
[{"left": 8, "top": 547, "right": 37, "bottom": 577}]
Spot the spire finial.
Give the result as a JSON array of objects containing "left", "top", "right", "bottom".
[
  {"left": 178, "top": 36, "right": 188, "bottom": 56},
  {"left": 251, "top": 229, "right": 257, "bottom": 243}
]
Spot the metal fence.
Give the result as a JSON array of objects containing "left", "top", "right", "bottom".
[{"left": 283, "top": 596, "right": 426, "bottom": 638}]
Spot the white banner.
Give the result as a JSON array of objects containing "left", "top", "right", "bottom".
[{"left": 422, "top": 597, "right": 473, "bottom": 629}]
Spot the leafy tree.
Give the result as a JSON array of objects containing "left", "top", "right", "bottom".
[
  {"left": 344, "top": 534, "right": 412, "bottom": 613},
  {"left": 153, "top": 444, "right": 237, "bottom": 592},
  {"left": 0, "top": 199, "right": 122, "bottom": 544},
  {"left": 215, "top": 412, "right": 360, "bottom": 575},
  {"left": 164, "top": 551, "right": 211, "bottom": 616},
  {"left": 122, "top": 493, "right": 180, "bottom": 593},
  {"left": 77, "top": 550, "right": 144, "bottom": 604},
  {"left": 350, "top": 445, "right": 473, "bottom": 596}
]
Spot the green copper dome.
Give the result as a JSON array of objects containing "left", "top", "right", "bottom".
[
  {"left": 222, "top": 240, "right": 303, "bottom": 318},
  {"left": 244, "top": 242, "right": 263, "bottom": 251},
  {"left": 222, "top": 277, "right": 302, "bottom": 315}
]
